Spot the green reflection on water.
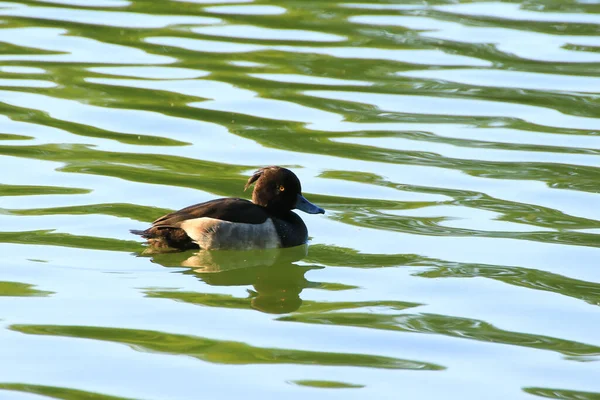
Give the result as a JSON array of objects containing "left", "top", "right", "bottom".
[
  {"left": 0, "top": 384, "right": 135, "bottom": 400},
  {"left": 144, "top": 246, "right": 600, "bottom": 362},
  {"left": 0, "top": 230, "right": 140, "bottom": 252},
  {"left": 10, "top": 324, "right": 444, "bottom": 371},
  {"left": 290, "top": 380, "right": 365, "bottom": 389},
  {"left": 279, "top": 311, "right": 600, "bottom": 360},
  {"left": 0, "top": 134, "right": 31, "bottom": 141},
  {"left": 144, "top": 246, "right": 421, "bottom": 314},
  {"left": 0, "top": 281, "right": 53, "bottom": 297},
  {"left": 417, "top": 264, "right": 600, "bottom": 306},
  {"left": 147, "top": 246, "right": 316, "bottom": 314},
  {"left": 523, "top": 386, "right": 600, "bottom": 400},
  {"left": 0, "top": 184, "right": 90, "bottom": 197}
]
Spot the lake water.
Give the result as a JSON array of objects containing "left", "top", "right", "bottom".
[{"left": 0, "top": 0, "right": 599, "bottom": 399}]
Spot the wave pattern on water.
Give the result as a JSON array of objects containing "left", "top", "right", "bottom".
[{"left": 0, "top": 0, "right": 599, "bottom": 399}]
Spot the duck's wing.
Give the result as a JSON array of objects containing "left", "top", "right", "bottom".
[{"left": 151, "top": 198, "right": 270, "bottom": 228}]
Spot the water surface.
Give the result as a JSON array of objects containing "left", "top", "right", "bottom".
[{"left": 0, "top": 0, "right": 599, "bottom": 399}]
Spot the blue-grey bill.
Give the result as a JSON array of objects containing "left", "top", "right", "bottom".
[{"left": 295, "top": 194, "right": 325, "bottom": 214}]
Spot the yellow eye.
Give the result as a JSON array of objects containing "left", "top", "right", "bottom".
[{"left": 279, "top": 185, "right": 285, "bottom": 191}]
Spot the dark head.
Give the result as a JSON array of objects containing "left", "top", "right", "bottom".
[{"left": 245, "top": 166, "right": 325, "bottom": 215}]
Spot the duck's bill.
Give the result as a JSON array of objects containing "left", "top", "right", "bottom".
[{"left": 295, "top": 194, "right": 325, "bottom": 214}]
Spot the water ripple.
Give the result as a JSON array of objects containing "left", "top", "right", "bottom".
[
  {"left": 0, "top": 0, "right": 599, "bottom": 398},
  {"left": 0, "top": 2, "right": 221, "bottom": 28}
]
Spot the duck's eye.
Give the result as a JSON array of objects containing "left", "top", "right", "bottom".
[{"left": 279, "top": 185, "right": 285, "bottom": 192}]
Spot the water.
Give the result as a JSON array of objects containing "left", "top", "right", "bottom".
[{"left": 0, "top": 0, "right": 599, "bottom": 398}]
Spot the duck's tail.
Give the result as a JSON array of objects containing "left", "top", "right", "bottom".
[
  {"left": 130, "top": 228, "right": 151, "bottom": 238},
  {"left": 130, "top": 227, "right": 198, "bottom": 251}
]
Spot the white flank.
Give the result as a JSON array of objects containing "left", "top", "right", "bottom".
[{"left": 179, "top": 217, "right": 281, "bottom": 250}]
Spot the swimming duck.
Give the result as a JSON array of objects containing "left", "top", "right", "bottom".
[{"left": 131, "top": 166, "right": 324, "bottom": 250}]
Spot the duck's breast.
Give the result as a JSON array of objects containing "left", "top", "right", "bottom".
[{"left": 180, "top": 217, "right": 281, "bottom": 250}]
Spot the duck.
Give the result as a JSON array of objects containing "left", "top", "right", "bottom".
[{"left": 131, "top": 166, "right": 325, "bottom": 251}]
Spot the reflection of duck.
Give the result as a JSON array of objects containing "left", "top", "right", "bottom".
[
  {"left": 131, "top": 167, "right": 324, "bottom": 251},
  {"left": 149, "top": 245, "right": 321, "bottom": 314}
]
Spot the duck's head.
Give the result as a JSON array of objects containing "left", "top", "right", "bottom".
[{"left": 245, "top": 166, "right": 325, "bottom": 215}]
